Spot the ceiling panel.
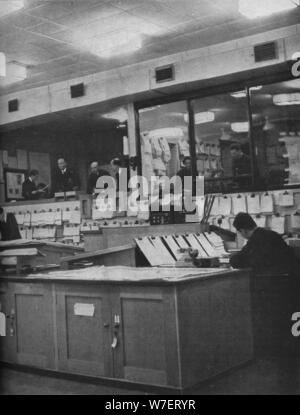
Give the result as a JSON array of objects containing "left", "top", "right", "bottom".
[{"left": 0, "top": 0, "right": 299, "bottom": 95}]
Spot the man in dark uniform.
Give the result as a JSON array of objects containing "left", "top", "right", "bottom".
[
  {"left": 230, "top": 143, "right": 251, "bottom": 187},
  {"left": 87, "top": 161, "right": 110, "bottom": 194},
  {"left": 230, "top": 212, "right": 298, "bottom": 274},
  {"left": 22, "top": 170, "right": 44, "bottom": 200},
  {"left": 53, "top": 158, "right": 80, "bottom": 193}
]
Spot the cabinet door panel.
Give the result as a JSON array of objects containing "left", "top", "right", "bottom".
[
  {"left": 0, "top": 283, "right": 15, "bottom": 363},
  {"left": 12, "top": 283, "right": 54, "bottom": 369},
  {"left": 56, "top": 285, "right": 112, "bottom": 378},
  {"left": 111, "top": 287, "right": 179, "bottom": 387}
]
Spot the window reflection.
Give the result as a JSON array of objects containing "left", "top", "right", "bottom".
[
  {"left": 250, "top": 79, "right": 300, "bottom": 188},
  {"left": 139, "top": 101, "right": 189, "bottom": 182},
  {"left": 192, "top": 91, "right": 251, "bottom": 193}
]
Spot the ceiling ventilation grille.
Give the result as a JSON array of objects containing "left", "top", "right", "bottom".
[
  {"left": 155, "top": 64, "right": 175, "bottom": 83},
  {"left": 254, "top": 41, "right": 278, "bottom": 62}
]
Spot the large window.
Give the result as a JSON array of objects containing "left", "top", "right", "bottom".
[
  {"left": 136, "top": 74, "right": 300, "bottom": 194},
  {"left": 191, "top": 90, "right": 251, "bottom": 193},
  {"left": 250, "top": 79, "right": 300, "bottom": 188}
]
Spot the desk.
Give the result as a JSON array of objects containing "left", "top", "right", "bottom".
[{"left": 0, "top": 267, "right": 253, "bottom": 392}]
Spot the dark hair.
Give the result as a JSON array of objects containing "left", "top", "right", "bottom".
[
  {"left": 233, "top": 212, "right": 257, "bottom": 231},
  {"left": 183, "top": 156, "right": 191, "bottom": 164},
  {"left": 111, "top": 158, "right": 121, "bottom": 167},
  {"left": 230, "top": 143, "right": 242, "bottom": 152},
  {"left": 29, "top": 169, "right": 39, "bottom": 177},
  {"left": 0, "top": 207, "right": 3, "bottom": 214}
]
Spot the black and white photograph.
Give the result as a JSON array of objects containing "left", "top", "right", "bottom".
[{"left": 0, "top": 0, "right": 300, "bottom": 399}]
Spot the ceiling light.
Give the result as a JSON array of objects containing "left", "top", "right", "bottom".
[
  {"left": 231, "top": 90, "right": 247, "bottom": 98},
  {"left": 273, "top": 93, "right": 300, "bottom": 106},
  {"left": 102, "top": 107, "right": 128, "bottom": 122},
  {"left": 231, "top": 122, "right": 249, "bottom": 133},
  {"left": 184, "top": 112, "right": 215, "bottom": 124},
  {"left": 0, "top": 0, "right": 24, "bottom": 18},
  {"left": 0, "top": 52, "right": 6, "bottom": 77},
  {"left": 239, "top": 0, "right": 299, "bottom": 19},
  {"left": 85, "top": 30, "right": 142, "bottom": 58}
]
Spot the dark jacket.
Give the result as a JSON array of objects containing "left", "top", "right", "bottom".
[
  {"left": 87, "top": 169, "right": 110, "bottom": 194},
  {"left": 230, "top": 227, "right": 299, "bottom": 274},
  {"left": 22, "top": 178, "right": 38, "bottom": 200},
  {"left": 53, "top": 168, "right": 79, "bottom": 193},
  {"left": 0, "top": 213, "right": 21, "bottom": 241}
]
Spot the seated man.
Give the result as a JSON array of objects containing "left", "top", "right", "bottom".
[
  {"left": 230, "top": 212, "right": 298, "bottom": 274},
  {"left": 22, "top": 170, "right": 45, "bottom": 200},
  {"left": 230, "top": 143, "right": 252, "bottom": 188}
]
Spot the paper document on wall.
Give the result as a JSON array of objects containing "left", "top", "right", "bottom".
[
  {"left": 70, "top": 210, "right": 81, "bottom": 224},
  {"left": 253, "top": 215, "right": 266, "bottom": 228},
  {"left": 219, "top": 196, "right": 232, "bottom": 216},
  {"left": 261, "top": 194, "right": 274, "bottom": 213},
  {"left": 247, "top": 194, "right": 260, "bottom": 215},
  {"left": 278, "top": 192, "right": 294, "bottom": 207},
  {"left": 291, "top": 214, "right": 300, "bottom": 229},
  {"left": 0, "top": 312, "right": 6, "bottom": 336},
  {"left": 232, "top": 195, "right": 246, "bottom": 215},
  {"left": 270, "top": 216, "right": 285, "bottom": 234}
]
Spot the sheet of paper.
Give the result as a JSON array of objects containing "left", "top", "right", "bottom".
[
  {"left": 54, "top": 210, "right": 62, "bottom": 225},
  {"left": 291, "top": 214, "right": 300, "bottom": 229},
  {"left": 135, "top": 237, "right": 168, "bottom": 266},
  {"left": 232, "top": 194, "right": 247, "bottom": 215},
  {"left": 219, "top": 196, "right": 232, "bottom": 216},
  {"left": 173, "top": 235, "right": 189, "bottom": 249},
  {"left": 247, "top": 194, "right": 261, "bottom": 215},
  {"left": 70, "top": 210, "right": 81, "bottom": 225},
  {"left": 62, "top": 210, "right": 72, "bottom": 222},
  {"left": 185, "top": 234, "right": 208, "bottom": 258},
  {"left": 278, "top": 192, "right": 294, "bottom": 207},
  {"left": 0, "top": 312, "right": 6, "bottom": 337},
  {"left": 194, "top": 234, "right": 218, "bottom": 257},
  {"left": 74, "top": 303, "right": 95, "bottom": 317},
  {"left": 162, "top": 235, "right": 182, "bottom": 260},
  {"left": 148, "top": 237, "right": 176, "bottom": 265},
  {"left": 253, "top": 215, "right": 266, "bottom": 228},
  {"left": 270, "top": 215, "right": 285, "bottom": 234},
  {"left": 261, "top": 194, "right": 274, "bottom": 213}
]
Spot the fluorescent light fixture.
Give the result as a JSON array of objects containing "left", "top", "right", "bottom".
[
  {"left": 273, "top": 93, "right": 300, "bottom": 106},
  {"left": 239, "top": 0, "right": 299, "bottom": 19},
  {"left": 184, "top": 112, "right": 215, "bottom": 124},
  {"left": 102, "top": 107, "right": 128, "bottom": 122},
  {"left": 231, "top": 86, "right": 262, "bottom": 98},
  {"left": 0, "top": 52, "right": 6, "bottom": 77},
  {"left": 231, "top": 122, "right": 249, "bottom": 133},
  {"left": 0, "top": 0, "right": 24, "bottom": 18},
  {"left": 148, "top": 128, "right": 184, "bottom": 139}
]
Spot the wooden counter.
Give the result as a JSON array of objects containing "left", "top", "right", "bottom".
[{"left": 0, "top": 267, "right": 253, "bottom": 392}]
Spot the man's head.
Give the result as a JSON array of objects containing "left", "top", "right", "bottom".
[
  {"left": 230, "top": 143, "right": 243, "bottom": 160},
  {"left": 111, "top": 158, "right": 121, "bottom": 171},
  {"left": 57, "top": 158, "right": 67, "bottom": 171},
  {"left": 90, "top": 161, "right": 99, "bottom": 174},
  {"left": 182, "top": 156, "right": 192, "bottom": 170},
  {"left": 233, "top": 212, "right": 257, "bottom": 240},
  {"left": 29, "top": 169, "right": 39, "bottom": 182}
]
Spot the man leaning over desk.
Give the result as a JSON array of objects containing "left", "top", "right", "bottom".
[{"left": 230, "top": 212, "right": 298, "bottom": 274}]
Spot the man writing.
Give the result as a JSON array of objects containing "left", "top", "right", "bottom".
[{"left": 230, "top": 212, "right": 298, "bottom": 274}]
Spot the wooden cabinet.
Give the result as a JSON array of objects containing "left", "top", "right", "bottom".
[{"left": 0, "top": 269, "right": 253, "bottom": 392}]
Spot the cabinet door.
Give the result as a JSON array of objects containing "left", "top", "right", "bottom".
[
  {"left": 10, "top": 282, "right": 55, "bottom": 369},
  {"left": 56, "top": 284, "right": 112, "bottom": 378},
  {"left": 0, "top": 282, "right": 15, "bottom": 363},
  {"left": 110, "top": 286, "right": 180, "bottom": 387}
]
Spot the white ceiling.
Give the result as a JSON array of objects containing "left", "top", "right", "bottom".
[{"left": 0, "top": 0, "right": 299, "bottom": 95}]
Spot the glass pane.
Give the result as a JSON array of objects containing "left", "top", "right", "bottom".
[
  {"left": 250, "top": 79, "right": 300, "bottom": 188},
  {"left": 138, "top": 101, "right": 189, "bottom": 182},
  {"left": 192, "top": 91, "right": 252, "bottom": 193}
]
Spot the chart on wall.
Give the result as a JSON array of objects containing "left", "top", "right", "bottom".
[
  {"left": 5, "top": 170, "right": 25, "bottom": 200},
  {"left": 29, "top": 152, "right": 51, "bottom": 187}
]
